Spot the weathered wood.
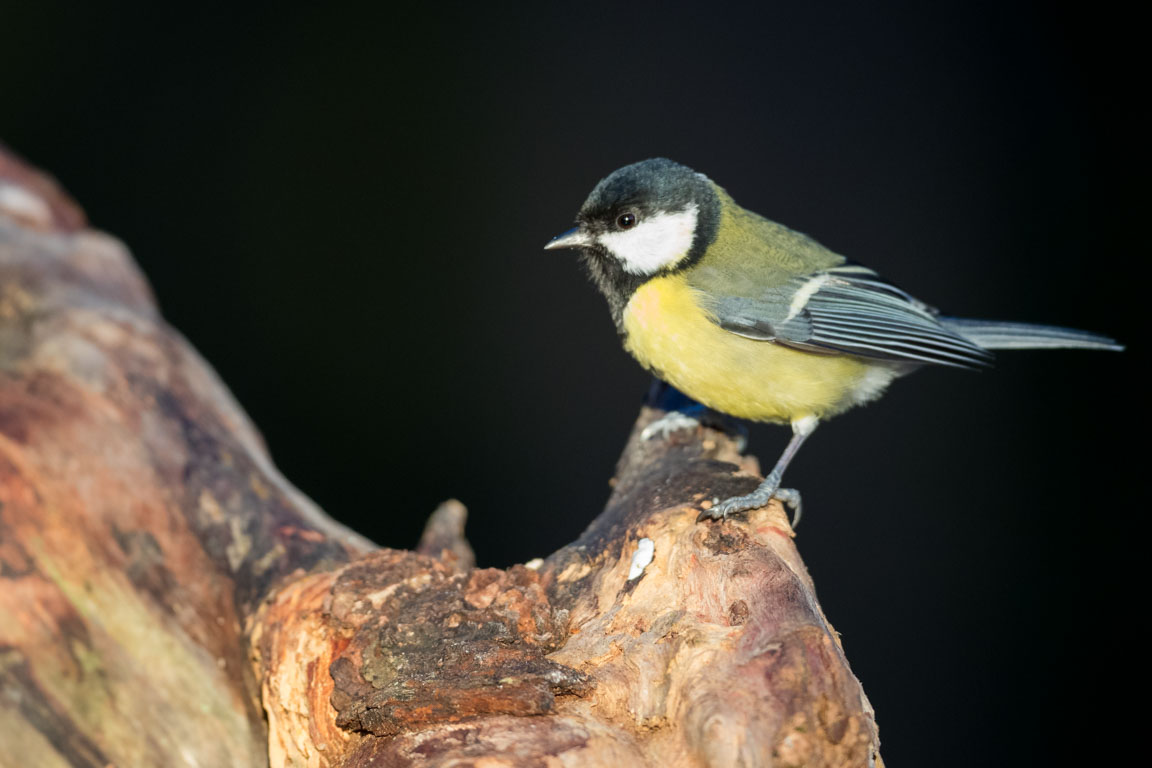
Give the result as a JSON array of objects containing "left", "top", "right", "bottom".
[
  {"left": 0, "top": 143, "right": 373, "bottom": 768},
  {"left": 0, "top": 144, "right": 881, "bottom": 767}
]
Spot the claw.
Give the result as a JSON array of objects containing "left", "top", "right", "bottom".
[
  {"left": 696, "top": 487, "right": 803, "bottom": 527},
  {"left": 641, "top": 411, "right": 702, "bottom": 441}
]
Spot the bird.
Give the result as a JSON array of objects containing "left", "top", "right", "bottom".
[{"left": 543, "top": 158, "right": 1122, "bottom": 523}]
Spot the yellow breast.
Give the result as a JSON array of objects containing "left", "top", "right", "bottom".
[{"left": 621, "top": 274, "right": 876, "bottom": 424}]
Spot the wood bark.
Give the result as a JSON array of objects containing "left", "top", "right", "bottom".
[{"left": 0, "top": 144, "right": 882, "bottom": 767}]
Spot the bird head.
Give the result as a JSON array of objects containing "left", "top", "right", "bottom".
[{"left": 544, "top": 158, "right": 720, "bottom": 278}]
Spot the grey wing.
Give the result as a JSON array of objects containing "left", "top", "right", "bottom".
[{"left": 706, "top": 263, "right": 994, "bottom": 369}]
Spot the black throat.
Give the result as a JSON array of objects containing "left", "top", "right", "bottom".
[{"left": 579, "top": 250, "right": 648, "bottom": 332}]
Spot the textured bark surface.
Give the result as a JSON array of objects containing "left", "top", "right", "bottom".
[{"left": 0, "top": 144, "right": 882, "bottom": 767}]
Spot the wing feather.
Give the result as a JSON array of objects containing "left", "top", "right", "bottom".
[{"left": 703, "top": 263, "right": 993, "bottom": 368}]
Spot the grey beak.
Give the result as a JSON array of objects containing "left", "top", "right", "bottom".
[{"left": 543, "top": 226, "right": 593, "bottom": 250}]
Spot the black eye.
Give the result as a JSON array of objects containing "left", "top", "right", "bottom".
[{"left": 616, "top": 212, "right": 638, "bottom": 229}]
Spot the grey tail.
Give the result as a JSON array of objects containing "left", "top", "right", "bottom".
[{"left": 940, "top": 317, "right": 1124, "bottom": 351}]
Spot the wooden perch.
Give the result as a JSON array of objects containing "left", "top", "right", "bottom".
[{"left": 0, "top": 144, "right": 882, "bottom": 768}]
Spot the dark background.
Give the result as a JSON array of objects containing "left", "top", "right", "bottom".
[{"left": 2, "top": 1, "right": 1143, "bottom": 764}]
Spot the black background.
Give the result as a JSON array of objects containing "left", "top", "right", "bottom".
[{"left": 2, "top": 2, "right": 1143, "bottom": 765}]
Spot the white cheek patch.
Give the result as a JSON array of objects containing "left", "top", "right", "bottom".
[{"left": 598, "top": 205, "right": 699, "bottom": 275}]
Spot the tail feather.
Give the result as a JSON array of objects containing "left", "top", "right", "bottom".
[{"left": 940, "top": 317, "right": 1124, "bottom": 351}]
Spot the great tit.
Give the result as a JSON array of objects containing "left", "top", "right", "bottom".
[{"left": 544, "top": 158, "right": 1122, "bottom": 522}]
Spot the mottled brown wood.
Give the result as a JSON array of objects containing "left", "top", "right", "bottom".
[
  {"left": 0, "top": 144, "right": 882, "bottom": 768},
  {"left": 0, "top": 145, "right": 372, "bottom": 768},
  {"left": 0, "top": 142, "right": 87, "bottom": 234}
]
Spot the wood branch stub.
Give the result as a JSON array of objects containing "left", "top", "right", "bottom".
[{"left": 415, "top": 499, "right": 475, "bottom": 572}]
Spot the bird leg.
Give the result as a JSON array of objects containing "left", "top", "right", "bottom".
[{"left": 698, "top": 416, "right": 818, "bottom": 526}]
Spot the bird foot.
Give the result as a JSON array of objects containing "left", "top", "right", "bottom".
[
  {"left": 641, "top": 411, "right": 702, "bottom": 441},
  {"left": 697, "top": 487, "right": 802, "bottom": 528},
  {"left": 641, "top": 408, "right": 749, "bottom": 452}
]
